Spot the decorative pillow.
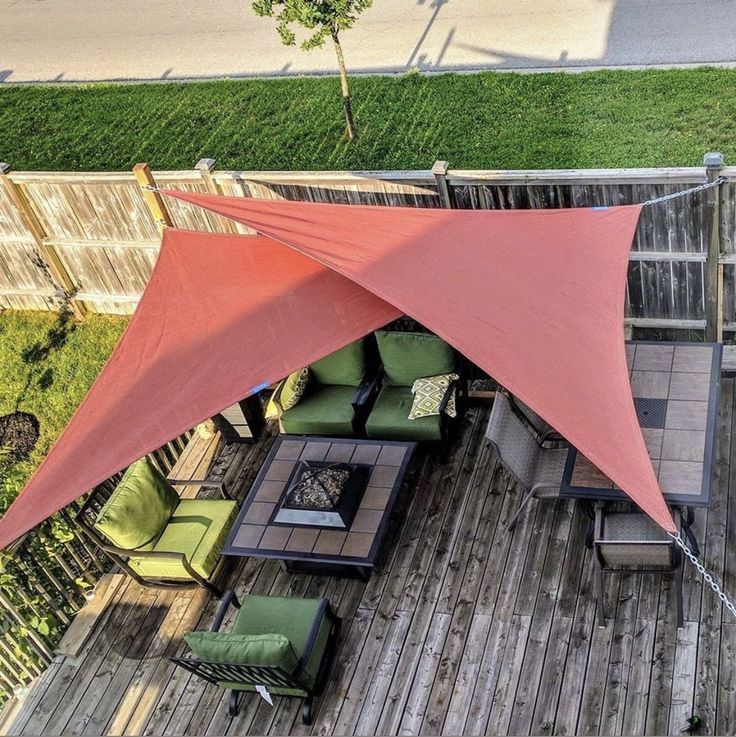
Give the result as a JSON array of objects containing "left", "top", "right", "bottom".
[
  {"left": 94, "top": 457, "right": 178, "bottom": 550},
  {"left": 279, "top": 368, "right": 310, "bottom": 412},
  {"left": 184, "top": 631, "right": 299, "bottom": 673},
  {"left": 265, "top": 380, "right": 286, "bottom": 420},
  {"left": 408, "top": 373, "right": 459, "bottom": 420}
]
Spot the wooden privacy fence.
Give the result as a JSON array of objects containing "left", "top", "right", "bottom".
[{"left": 0, "top": 154, "right": 735, "bottom": 340}]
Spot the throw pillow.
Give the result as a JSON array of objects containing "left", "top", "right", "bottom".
[
  {"left": 408, "top": 373, "right": 459, "bottom": 420},
  {"left": 278, "top": 368, "right": 310, "bottom": 413},
  {"left": 265, "top": 380, "right": 286, "bottom": 419}
]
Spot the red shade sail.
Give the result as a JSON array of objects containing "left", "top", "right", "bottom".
[
  {"left": 164, "top": 192, "right": 676, "bottom": 533},
  {"left": 0, "top": 192, "right": 676, "bottom": 547},
  {"left": 0, "top": 230, "right": 399, "bottom": 548}
]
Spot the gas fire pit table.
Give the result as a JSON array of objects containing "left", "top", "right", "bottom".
[{"left": 222, "top": 436, "right": 415, "bottom": 580}]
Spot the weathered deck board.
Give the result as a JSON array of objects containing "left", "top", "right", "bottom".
[{"left": 6, "top": 380, "right": 736, "bottom": 736}]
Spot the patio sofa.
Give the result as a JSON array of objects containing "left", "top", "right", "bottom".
[
  {"left": 172, "top": 591, "right": 341, "bottom": 724},
  {"left": 365, "top": 330, "right": 460, "bottom": 442},
  {"left": 271, "top": 338, "right": 379, "bottom": 436},
  {"left": 77, "top": 456, "right": 237, "bottom": 596}
]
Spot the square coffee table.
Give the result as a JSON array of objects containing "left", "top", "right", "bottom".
[{"left": 222, "top": 436, "right": 415, "bottom": 579}]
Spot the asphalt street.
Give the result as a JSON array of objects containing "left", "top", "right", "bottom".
[{"left": 1, "top": 0, "right": 736, "bottom": 83}]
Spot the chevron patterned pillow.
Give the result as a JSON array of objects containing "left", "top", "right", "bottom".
[{"left": 408, "top": 373, "right": 459, "bottom": 420}]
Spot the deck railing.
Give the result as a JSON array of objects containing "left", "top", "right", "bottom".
[{"left": 0, "top": 431, "right": 192, "bottom": 703}]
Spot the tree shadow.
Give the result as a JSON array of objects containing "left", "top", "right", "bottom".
[
  {"left": 407, "top": 0, "right": 451, "bottom": 69},
  {"left": 16, "top": 301, "right": 76, "bottom": 403}
]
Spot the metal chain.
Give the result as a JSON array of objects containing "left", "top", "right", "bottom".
[
  {"left": 643, "top": 177, "right": 724, "bottom": 206},
  {"left": 670, "top": 532, "right": 736, "bottom": 619}
]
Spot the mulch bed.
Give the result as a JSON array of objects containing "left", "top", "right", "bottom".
[{"left": 0, "top": 412, "right": 40, "bottom": 462}]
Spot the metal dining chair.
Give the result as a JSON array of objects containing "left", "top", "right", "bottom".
[
  {"left": 485, "top": 392, "right": 569, "bottom": 531},
  {"left": 587, "top": 504, "right": 697, "bottom": 628}
]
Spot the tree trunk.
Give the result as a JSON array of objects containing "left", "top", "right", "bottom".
[{"left": 332, "top": 31, "right": 357, "bottom": 140}]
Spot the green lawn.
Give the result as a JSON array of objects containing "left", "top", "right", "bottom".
[
  {"left": 0, "top": 312, "right": 127, "bottom": 511},
  {"left": 1, "top": 68, "right": 736, "bottom": 172}
]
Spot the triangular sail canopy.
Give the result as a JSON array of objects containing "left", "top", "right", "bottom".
[
  {"left": 0, "top": 194, "right": 677, "bottom": 546},
  {"left": 164, "top": 191, "right": 675, "bottom": 533},
  {"left": 0, "top": 229, "right": 400, "bottom": 548}
]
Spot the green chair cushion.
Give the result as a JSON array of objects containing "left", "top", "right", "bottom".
[
  {"left": 230, "top": 596, "right": 331, "bottom": 691},
  {"left": 128, "top": 498, "right": 237, "bottom": 580},
  {"left": 280, "top": 385, "right": 356, "bottom": 436},
  {"left": 375, "top": 331, "right": 455, "bottom": 386},
  {"left": 366, "top": 386, "right": 442, "bottom": 441},
  {"left": 94, "top": 457, "right": 178, "bottom": 550},
  {"left": 184, "top": 632, "right": 299, "bottom": 675},
  {"left": 309, "top": 339, "right": 366, "bottom": 387}
]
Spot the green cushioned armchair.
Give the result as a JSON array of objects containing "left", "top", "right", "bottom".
[
  {"left": 365, "top": 331, "right": 463, "bottom": 443},
  {"left": 276, "top": 338, "right": 380, "bottom": 437},
  {"left": 77, "top": 457, "right": 237, "bottom": 597},
  {"left": 172, "top": 592, "right": 341, "bottom": 724}
]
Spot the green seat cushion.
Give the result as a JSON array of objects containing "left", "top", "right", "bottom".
[
  {"left": 366, "top": 386, "right": 442, "bottom": 441},
  {"left": 309, "top": 339, "right": 366, "bottom": 387},
  {"left": 280, "top": 385, "right": 356, "bottom": 436},
  {"left": 375, "top": 331, "right": 455, "bottom": 386},
  {"left": 94, "top": 457, "right": 178, "bottom": 550},
  {"left": 184, "top": 631, "right": 300, "bottom": 684},
  {"left": 228, "top": 596, "right": 332, "bottom": 692},
  {"left": 128, "top": 498, "right": 237, "bottom": 580}
]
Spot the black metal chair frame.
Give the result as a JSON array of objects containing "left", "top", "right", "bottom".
[
  {"left": 586, "top": 504, "right": 698, "bottom": 629},
  {"left": 171, "top": 591, "right": 342, "bottom": 725},
  {"left": 76, "top": 470, "right": 234, "bottom": 597}
]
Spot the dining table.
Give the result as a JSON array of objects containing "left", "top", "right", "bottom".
[{"left": 560, "top": 341, "right": 723, "bottom": 509}]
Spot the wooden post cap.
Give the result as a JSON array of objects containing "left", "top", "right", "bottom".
[{"left": 196, "top": 158, "right": 216, "bottom": 172}]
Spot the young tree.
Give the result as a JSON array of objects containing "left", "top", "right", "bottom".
[{"left": 251, "top": 0, "right": 373, "bottom": 140}]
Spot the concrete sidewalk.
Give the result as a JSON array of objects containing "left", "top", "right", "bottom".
[{"left": 2, "top": 0, "right": 735, "bottom": 84}]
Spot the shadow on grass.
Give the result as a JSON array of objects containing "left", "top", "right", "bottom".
[{"left": 15, "top": 302, "right": 77, "bottom": 409}]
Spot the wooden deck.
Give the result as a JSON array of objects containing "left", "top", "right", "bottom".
[{"left": 5, "top": 382, "right": 736, "bottom": 737}]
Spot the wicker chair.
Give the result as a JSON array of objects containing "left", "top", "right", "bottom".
[
  {"left": 587, "top": 505, "right": 696, "bottom": 628},
  {"left": 485, "top": 392, "right": 568, "bottom": 531}
]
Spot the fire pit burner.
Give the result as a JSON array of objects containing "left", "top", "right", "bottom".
[{"left": 273, "top": 460, "right": 369, "bottom": 529}]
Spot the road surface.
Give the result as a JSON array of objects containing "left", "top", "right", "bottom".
[{"left": 1, "top": 0, "right": 736, "bottom": 83}]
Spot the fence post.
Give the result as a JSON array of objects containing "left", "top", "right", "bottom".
[
  {"left": 195, "top": 158, "right": 239, "bottom": 234},
  {"left": 0, "top": 163, "right": 86, "bottom": 318},
  {"left": 133, "top": 163, "right": 173, "bottom": 231},
  {"left": 704, "top": 152, "right": 724, "bottom": 342},
  {"left": 431, "top": 160, "right": 453, "bottom": 209}
]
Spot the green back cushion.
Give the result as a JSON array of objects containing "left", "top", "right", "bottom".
[
  {"left": 184, "top": 632, "right": 299, "bottom": 673},
  {"left": 375, "top": 331, "right": 455, "bottom": 386},
  {"left": 94, "top": 457, "right": 178, "bottom": 550},
  {"left": 309, "top": 339, "right": 365, "bottom": 387}
]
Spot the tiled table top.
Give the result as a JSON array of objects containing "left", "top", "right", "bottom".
[
  {"left": 223, "top": 436, "right": 415, "bottom": 566},
  {"left": 561, "top": 342, "right": 722, "bottom": 507}
]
